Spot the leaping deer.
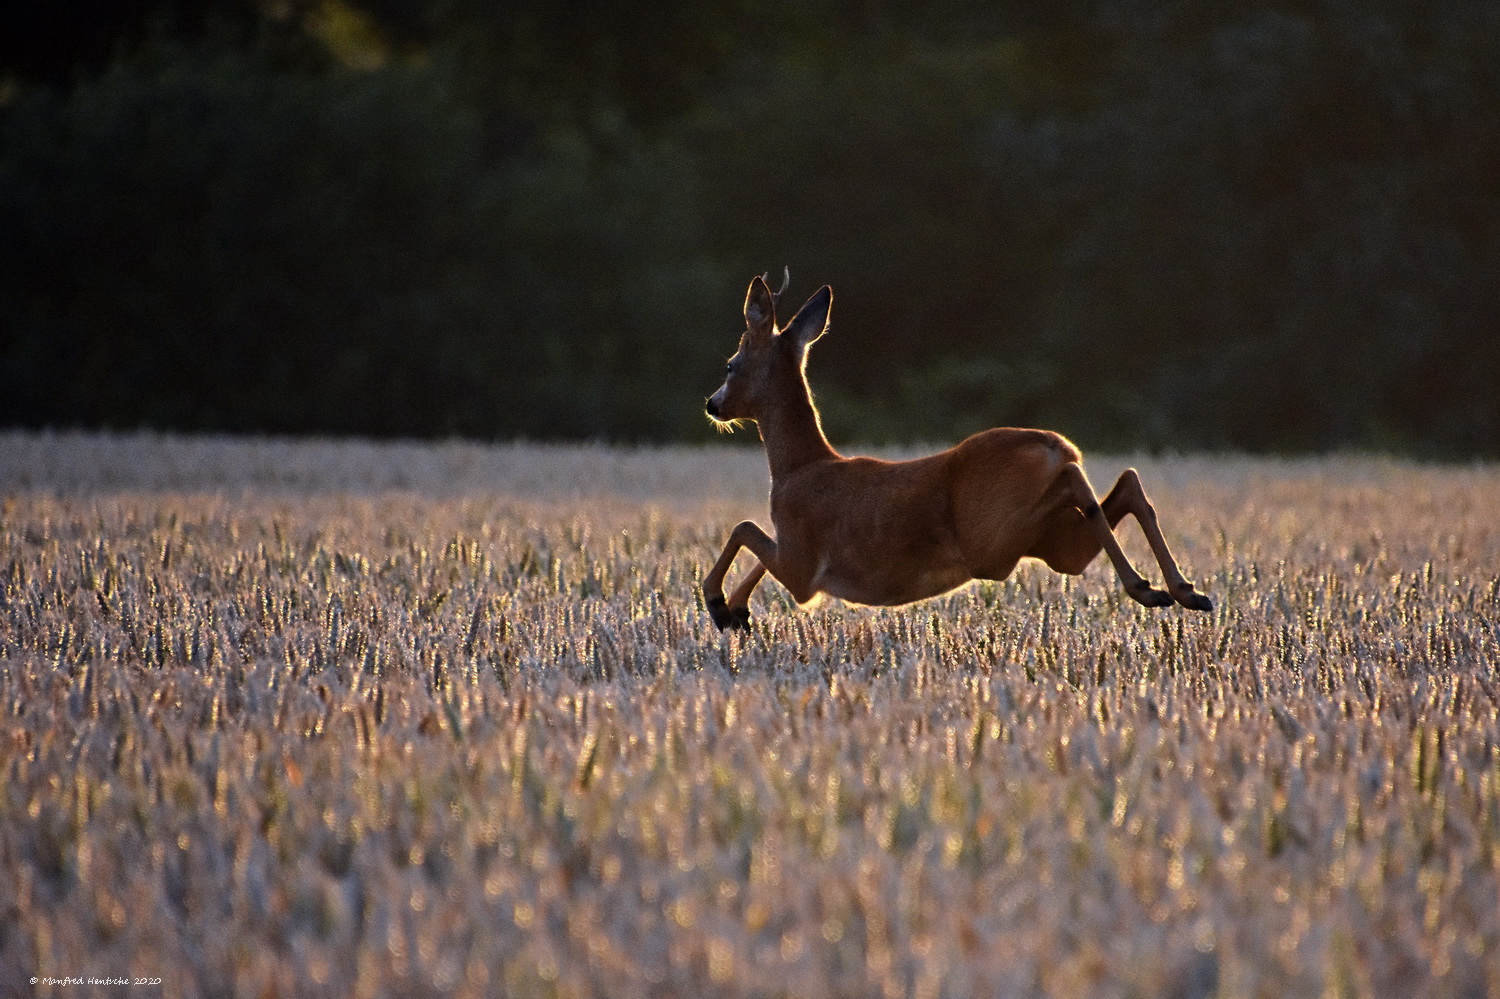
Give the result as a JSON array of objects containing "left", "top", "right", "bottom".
[{"left": 702, "top": 271, "right": 1213, "bottom": 630}]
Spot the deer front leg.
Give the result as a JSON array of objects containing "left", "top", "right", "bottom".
[
  {"left": 704, "top": 521, "right": 779, "bottom": 630},
  {"left": 724, "top": 562, "right": 769, "bottom": 629}
]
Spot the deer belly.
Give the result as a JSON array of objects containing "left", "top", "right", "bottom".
[{"left": 815, "top": 558, "right": 972, "bottom": 607}]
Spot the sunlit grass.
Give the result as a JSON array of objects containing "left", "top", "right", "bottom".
[{"left": 2, "top": 431, "right": 1498, "bottom": 997}]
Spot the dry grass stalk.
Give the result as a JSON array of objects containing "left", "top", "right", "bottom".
[{"left": 1, "top": 432, "right": 1498, "bottom": 998}]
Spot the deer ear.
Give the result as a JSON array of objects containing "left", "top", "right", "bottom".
[
  {"left": 744, "top": 276, "right": 775, "bottom": 336},
  {"left": 781, "top": 286, "right": 831, "bottom": 351}
]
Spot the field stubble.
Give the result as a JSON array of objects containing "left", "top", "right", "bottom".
[{"left": 2, "top": 431, "right": 1499, "bottom": 998}]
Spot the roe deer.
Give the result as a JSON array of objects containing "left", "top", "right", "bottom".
[{"left": 702, "top": 272, "right": 1213, "bottom": 630}]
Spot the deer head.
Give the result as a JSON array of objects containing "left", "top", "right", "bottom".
[{"left": 706, "top": 271, "right": 831, "bottom": 428}]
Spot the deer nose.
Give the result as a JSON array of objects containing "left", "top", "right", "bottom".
[{"left": 705, "top": 397, "right": 721, "bottom": 418}]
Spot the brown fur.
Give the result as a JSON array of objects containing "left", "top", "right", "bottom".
[{"left": 702, "top": 276, "right": 1212, "bottom": 629}]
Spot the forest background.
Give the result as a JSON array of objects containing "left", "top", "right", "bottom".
[{"left": 3, "top": 0, "right": 1498, "bottom": 455}]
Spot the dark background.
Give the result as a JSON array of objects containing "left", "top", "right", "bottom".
[{"left": 3, "top": 0, "right": 1498, "bottom": 454}]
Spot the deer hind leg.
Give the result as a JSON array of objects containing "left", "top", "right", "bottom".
[
  {"left": 1104, "top": 468, "right": 1212, "bottom": 611},
  {"left": 1030, "top": 463, "right": 1173, "bottom": 608},
  {"left": 704, "top": 521, "right": 778, "bottom": 630},
  {"left": 1029, "top": 466, "right": 1211, "bottom": 611}
]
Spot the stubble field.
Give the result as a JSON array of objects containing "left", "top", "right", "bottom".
[{"left": 2, "top": 431, "right": 1499, "bottom": 998}]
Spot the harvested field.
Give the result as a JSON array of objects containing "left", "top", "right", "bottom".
[{"left": 2, "top": 430, "right": 1498, "bottom": 998}]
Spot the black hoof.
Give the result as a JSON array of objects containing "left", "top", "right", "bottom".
[
  {"left": 1128, "top": 581, "right": 1174, "bottom": 608},
  {"left": 1177, "top": 589, "right": 1214, "bottom": 613},
  {"left": 707, "top": 596, "right": 733, "bottom": 630},
  {"left": 729, "top": 606, "right": 752, "bottom": 630}
]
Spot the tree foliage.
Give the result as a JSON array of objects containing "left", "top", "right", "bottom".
[{"left": 2, "top": 0, "right": 1498, "bottom": 452}]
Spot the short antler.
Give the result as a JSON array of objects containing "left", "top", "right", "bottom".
[{"left": 760, "top": 266, "right": 791, "bottom": 305}]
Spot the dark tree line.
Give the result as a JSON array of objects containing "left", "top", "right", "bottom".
[{"left": 3, "top": 0, "right": 1498, "bottom": 453}]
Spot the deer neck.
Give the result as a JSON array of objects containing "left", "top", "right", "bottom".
[{"left": 756, "top": 375, "right": 838, "bottom": 479}]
